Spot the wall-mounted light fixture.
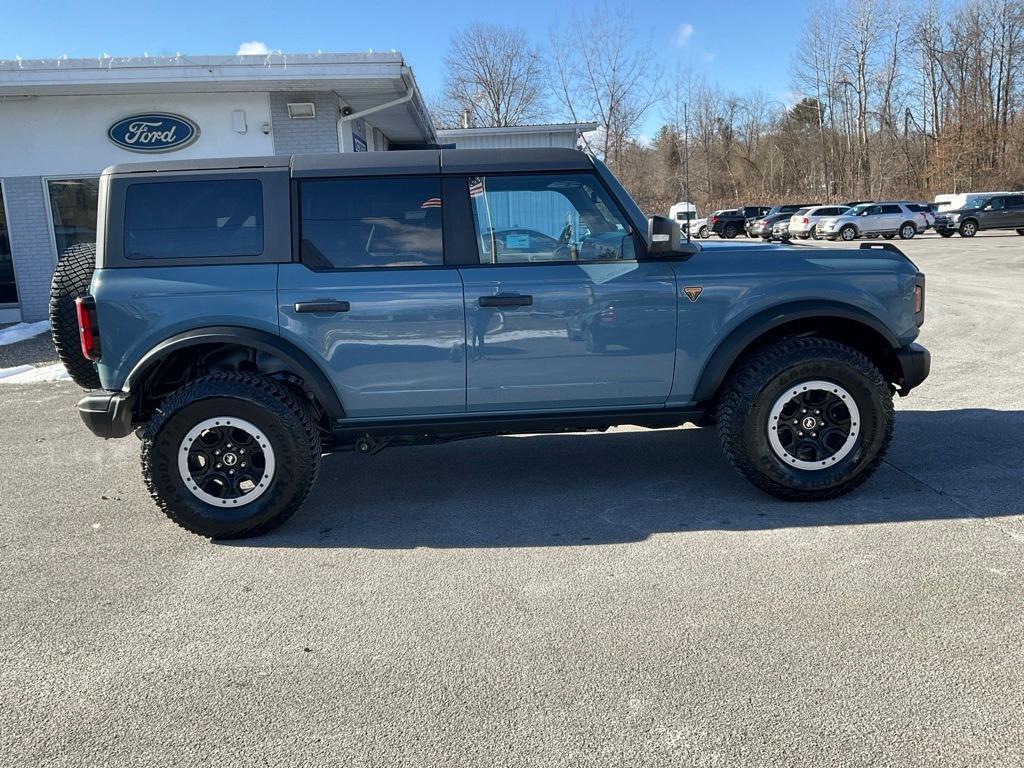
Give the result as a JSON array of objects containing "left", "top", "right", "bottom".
[{"left": 287, "top": 102, "right": 316, "bottom": 119}]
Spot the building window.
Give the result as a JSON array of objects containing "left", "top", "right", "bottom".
[
  {"left": 124, "top": 180, "right": 264, "bottom": 260},
  {"left": 299, "top": 177, "right": 443, "bottom": 269},
  {"left": 0, "top": 186, "right": 17, "bottom": 304},
  {"left": 47, "top": 178, "right": 100, "bottom": 255}
]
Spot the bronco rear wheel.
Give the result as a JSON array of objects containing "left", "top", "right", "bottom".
[
  {"left": 48, "top": 242, "right": 100, "bottom": 389},
  {"left": 141, "top": 372, "right": 321, "bottom": 538},
  {"left": 716, "top": 337, "right": 894, "bottom": 501}
]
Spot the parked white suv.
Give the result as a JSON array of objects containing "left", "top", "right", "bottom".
[
  {"left": 789, "top": 205, "right": 851, "bottom": 239},
  {"left": 819, "top": 202, "right": 927, "bottom": 241}
]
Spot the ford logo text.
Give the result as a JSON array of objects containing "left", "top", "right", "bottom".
[{"left": 108, "top": 113, "right": 200, "bottom": 153}]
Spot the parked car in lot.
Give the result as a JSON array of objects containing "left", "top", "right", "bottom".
[
  {"left": 819, "top": 202, "right": 927, "bottom": 241},
  {"left": 789, "top": 205, "right": 851, "bottom": 239},
  {"left": 52, "top": 148, "right": 929, "bottom": 538},
  {"left": 772, "top": 217, "right": 795, "bottom": 241},
  {"left": 933, "top": 191, "right": 1009, "bottom": 212},
  {"left": 669, "top": 201, "right": 698, "bottom": 234},
  {"left": 749, "top": 212, "right": 793, "bottom": 240},
  {"left": 712, "top": 205, "right": 770, "bottom": 238},
  {"left": 933, "top": 193, "right": 1024, "bottom": 237},
  {"left": 690, "top": 209, "right": 733, "bottom": 239}
]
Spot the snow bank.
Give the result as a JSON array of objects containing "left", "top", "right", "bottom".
[
  {"left": 0, "top": 363, "right": 71, "bottom": 384},
  {"left": 0, "top": 320, "right": 50, "bottom": 346}
]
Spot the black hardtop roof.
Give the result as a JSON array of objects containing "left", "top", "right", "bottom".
[{"left": 104, "top": 147, "right": 595, "bottom": 177}]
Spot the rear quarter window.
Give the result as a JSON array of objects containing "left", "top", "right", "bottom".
[{"left": 124, "top": 179, "right": 263, "bottom": 259}]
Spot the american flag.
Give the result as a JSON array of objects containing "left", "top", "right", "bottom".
[
  {"left": 469, "top": 178, "right": 485, "bottom": 197},
  {"left": 420, "top": 197, "right": 442, "bottom": 209}
]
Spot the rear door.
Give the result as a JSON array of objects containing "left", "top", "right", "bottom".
[
  {"left": 453, "top": 172, "right": 678, "bottom": 412},
  {"left": 278, "top": 174, "right": 466, "bottom": 419},
  {"left": 879, "top": 204, "right": 903, "bottom": 232},
  {"left": 1005, "top": 195, "right": 1024, "bottom": 227}
]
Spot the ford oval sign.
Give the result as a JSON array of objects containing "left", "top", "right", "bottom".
[{"left": 108, "top": 113, "right": 200, "bottom": 153}]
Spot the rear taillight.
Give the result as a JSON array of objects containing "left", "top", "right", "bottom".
[
  {"left": 710, "top": 215, "right": 719, "bottom": 224},
  {"left": 801, "top": 217, "right": 809, "bottom": 224},
  {"left": 75, "top": 296, "right": 101, "bottom": 361}
]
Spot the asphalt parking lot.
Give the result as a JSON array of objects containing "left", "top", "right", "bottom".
[{"left": 1, "top": 231, "right": 1022, "bottom": 767}]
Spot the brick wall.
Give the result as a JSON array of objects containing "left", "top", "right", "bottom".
[
  {"left": 2, "top": 176, "right": 56, "bottom": 322},
  {"left": 268, "top": 92, "right": 340, "bottom": 155}
]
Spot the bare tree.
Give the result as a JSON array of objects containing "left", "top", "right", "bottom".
[
  {"left": 549, "top": 4, "right": 660, "bottom": 167},
  {"left": 434, "top": 23, "right": 547, "bottom": 129}
]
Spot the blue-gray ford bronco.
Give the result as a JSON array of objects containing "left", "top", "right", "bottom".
[{"left": 49, "top": 148, "right": 930, "bottom": 539}]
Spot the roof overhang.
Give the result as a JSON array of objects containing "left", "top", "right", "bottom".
[
  {"left": 436, "top": 122, "right": 599, "bottom": 139},
  {"left": 0, "top": 52, "right": 436, "bottom": 144}
]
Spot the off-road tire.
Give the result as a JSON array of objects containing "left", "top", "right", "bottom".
[
  {"left": 141, "top": 373, "right": 321, "bottom": 539},
  {"left": 716, "top": 337, "right": 894, "bottom": 501},
  {"left": 959, "top": 220, "right": 978, "bottom": 237},
  {"left": 48, "top": 242, "right": 100, "bottom": 389}
]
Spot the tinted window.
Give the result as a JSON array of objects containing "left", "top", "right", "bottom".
[
  {"left": 300, "top": 177, "right": 443, "bottom": 269},
  {"left": 880, "top": 204, "right": 902, "bottom": 214},
  {"left": 470, "top": 174, "right": 634, "bottom": 264},
  {"left": 125, "top": 180, "right": 263, "bottom": 260},
  {"left": 986, "top": 197, "right": 1006, "bottom": 210},
  {"left": 1005, "top": 195, "right": 1024, "bottom": 207}
]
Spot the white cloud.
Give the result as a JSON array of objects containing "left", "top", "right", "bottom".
[
  {"left": 236, "top": 41, "right": 270, "bottom": 56},
  {"left": 701, "top": 51, "right": 717, "bottom": 63},
  {"left": 673, "top": 23, "right": 695, "bottom": 47}
]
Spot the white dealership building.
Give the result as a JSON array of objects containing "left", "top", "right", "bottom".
[{"left": 0, "top": 53, "right": 591, "bottom": 323}]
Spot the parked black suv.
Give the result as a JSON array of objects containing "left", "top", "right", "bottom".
[
  {"left": 934, "top": 194, "right": 1024, "bottom": 237},
  {"left": 712, "top": 206, "right": 770, "bottom": 238}
]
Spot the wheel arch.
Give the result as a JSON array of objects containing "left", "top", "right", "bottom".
[
  {"left": 125, "top": 326, "right": 345, "bottom": 422},
  {"left": 692, "top": 301, "right": 901, "bottom": 404}
]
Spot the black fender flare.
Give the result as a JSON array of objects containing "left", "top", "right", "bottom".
[
  {"left": 692, "top": 301, "right": 900, "bottom": 403},
  {"left": 124, "top": 326, "right": 345, "bottom": 420}
]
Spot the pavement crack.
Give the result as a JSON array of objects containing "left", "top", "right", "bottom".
[{"left": 884, "top": 459, "right": 1023, "bottom": 544}]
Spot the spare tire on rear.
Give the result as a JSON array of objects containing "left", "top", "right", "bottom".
[{"left": 49, "top": 242, "right": 101, "bottom": 389}]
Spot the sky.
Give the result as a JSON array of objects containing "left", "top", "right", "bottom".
[{"left": 0, "top": 0, "right": 814, "bottom": 136}]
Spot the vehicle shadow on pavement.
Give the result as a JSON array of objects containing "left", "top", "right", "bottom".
[{"left": 223, "top": 408, "right": 1023, "bottom": 549}]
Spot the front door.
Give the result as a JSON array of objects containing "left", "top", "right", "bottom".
[
  {"left": 278, "top": 175, "right": 466, "bottom": 419},
  {"left": 457, "top": 172, "right": 677, "bottom": 412}
]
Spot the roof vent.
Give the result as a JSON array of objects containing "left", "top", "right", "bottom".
[{"left": 287, "top": 102, "right": 316, "bottom": 119}]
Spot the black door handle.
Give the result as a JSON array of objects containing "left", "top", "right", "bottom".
[
  {"left": 294, "top": 301, "right": 350, "bottom": 314},
  {"left": 478, "top": 295, "right": 533, "bottom": 307}
]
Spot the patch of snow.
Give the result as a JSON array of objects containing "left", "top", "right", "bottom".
[
  {"left": 0, "top": 363, "right": 71, "bottom": 384},
  {"left": 0, "top": 320, "right": 50, "bottom": 346}
]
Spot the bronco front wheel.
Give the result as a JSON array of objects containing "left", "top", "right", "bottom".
[
  {"left": 716, "top": 337, "right": 894, "bottom": 501},
  {"left": 141, "top": 373, "right": 321, "bottom": 538}
]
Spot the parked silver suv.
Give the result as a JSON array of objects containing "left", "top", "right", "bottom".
[
  {"left": 789, "top": 205, "right": 851, "bottom": 239},
  {"left": 820, "top": 202, "right": 927, "bottom": 241}
]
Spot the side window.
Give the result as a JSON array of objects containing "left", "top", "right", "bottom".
[
  {"left": 124, "top": 179, "right": 263, "bottom": 260},
  {"left": 881, "top": 204, "right": 902, "bottom": 215},
  {"left": 299, "top": 177, "right": 443, "bottom": 269},
  {"left": 987, "top": 197, "right": 1006, "bottom": 210},
  {"left": 1005, "top": 195, "right": 1024, "bottom": 208},
  {"left": 469, "top": 173, "right": 635, "bottom": 264}
]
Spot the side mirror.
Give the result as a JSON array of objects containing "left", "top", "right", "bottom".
[{"left": 647, "top": 215, "right": 681, "bottom": 254}]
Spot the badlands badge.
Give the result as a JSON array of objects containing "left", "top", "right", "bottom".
[{"left": 683, "top": 286, "right": 704, "bottom": 302}]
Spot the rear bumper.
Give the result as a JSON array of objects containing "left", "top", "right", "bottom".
[
  {"left": 78, "top": 391, "right": 136, "bottom": 438},
  {"left": 895, "top": 343, "right": 931, "bottom": 395}
]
